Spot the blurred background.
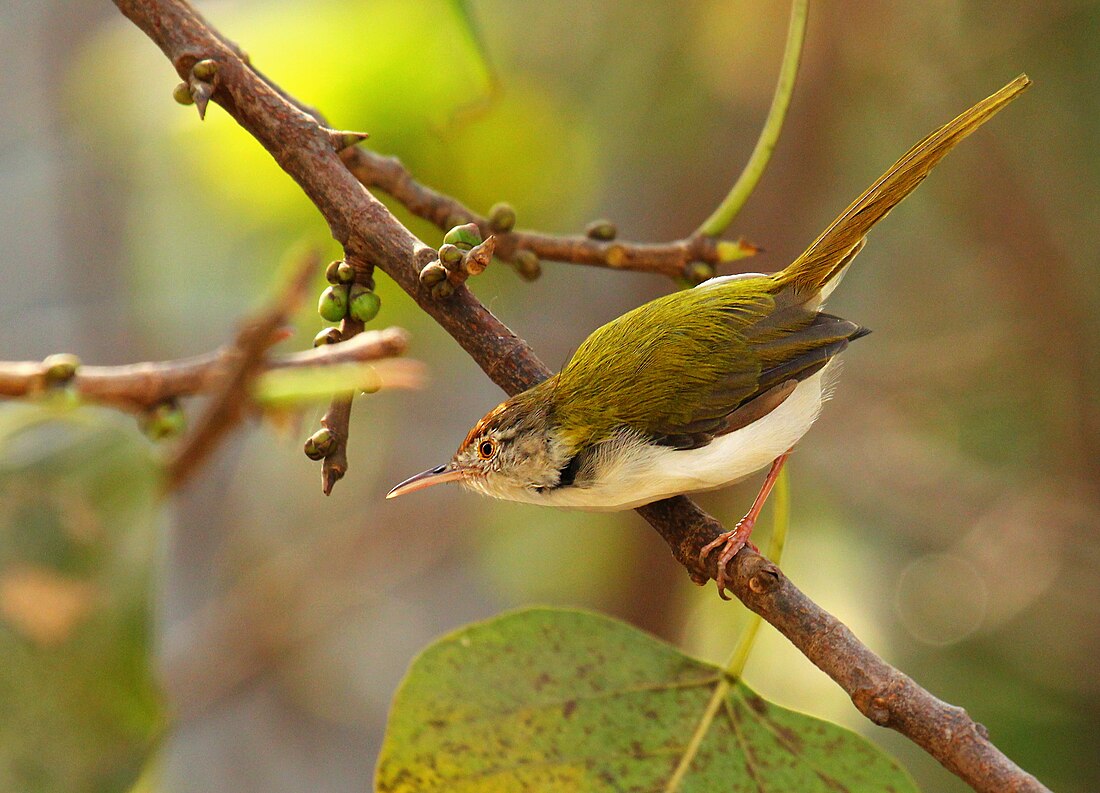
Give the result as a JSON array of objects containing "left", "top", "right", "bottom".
[{"left": 1, "top": 0, "right": 1097, "bottom": 790}]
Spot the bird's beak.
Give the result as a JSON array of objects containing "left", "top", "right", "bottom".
[{"left": 386, "top": 464, "right": 468, "bottom": 499}]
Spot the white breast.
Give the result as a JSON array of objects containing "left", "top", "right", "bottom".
[{"left": 508, "top": 368, "right": 829, "bottom": 511}]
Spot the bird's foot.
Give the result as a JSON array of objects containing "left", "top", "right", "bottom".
[{"left": 698, "top": 518, "right": 758, "bottom": 600}]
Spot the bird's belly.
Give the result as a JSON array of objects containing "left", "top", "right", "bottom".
[{"left": 535, "top": 370, "right": 828, "bottom": 511}]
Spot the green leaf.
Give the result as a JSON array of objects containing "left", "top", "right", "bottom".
[
  {"left": 254, "top": 361, "right": 382, "bottom": 405},
  {"left": 0, "top": 403, "right": 163, "bottom": 793},
  {"left": 377, "top": 608, "right": 919, "bottom": 793}
]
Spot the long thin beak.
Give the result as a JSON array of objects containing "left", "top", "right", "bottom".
[{"left": 386, "top": 464, "right": 467, "bottom": 499}]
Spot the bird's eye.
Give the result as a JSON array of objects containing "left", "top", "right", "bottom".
[{"left": 477, "top": 439, "right": 496, "bottom": 460}]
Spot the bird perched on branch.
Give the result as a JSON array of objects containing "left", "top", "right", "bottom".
[{"left": 389, "top": 75, "right": 1031, "bottom": 596}]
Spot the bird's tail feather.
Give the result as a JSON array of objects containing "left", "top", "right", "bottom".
[{"left": 775, "top": 74, "right": 1031, "bottom": 297}]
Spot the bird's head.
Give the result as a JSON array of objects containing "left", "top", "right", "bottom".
[{"left": 387, "top": 388, "right": 570, "bottom": 502}]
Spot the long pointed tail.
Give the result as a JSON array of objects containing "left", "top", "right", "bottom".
[{"left": 775, "top": 74, "right": 1031, "bottom": 296}]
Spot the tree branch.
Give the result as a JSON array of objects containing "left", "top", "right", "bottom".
[
  {"left": 341, "top": 147, "right": 758, "bottom": 280},
  {"left": 110, "top": 2, "right": 1048, "bottom": 790},
  {"left": 164, "top": 252, "right": 318, "bottom": 489},
  {"left": 0, "top": 328, "right": 411, "bottom": 412},
  {"left": 319, "top": 314, "right": 365, "bottom": 495}
]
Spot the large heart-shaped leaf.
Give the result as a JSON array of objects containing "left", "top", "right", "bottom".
[{"left": 377, "top": 608, "right": 918, "bottom": 792}]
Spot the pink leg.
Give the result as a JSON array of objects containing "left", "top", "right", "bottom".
[{"left": 698, "top": 450, "right": 791, "bottom": 599}]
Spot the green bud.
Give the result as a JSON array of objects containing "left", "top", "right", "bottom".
[
  {"left": 192, "top": 58, "right": 218, "bottom": 81},
  {"left": 438, "top": 243, "right": 465, "bottom": 269},
  {"left": 684, "top": 261, "right": 715, "bottom": 285},
  {"left": 317, "top": 284, "right": 349, "bottom": 322},
  {"left": 303, "top": 427, "right": 336, "bottom": 461},
  {"left": 172, "top": 81, "right": 194, "bottom": 105},
  {"left": 419, "top": 262, "right": 448, "bottom": 286},
  {"left": 141, "top": 400, "right": 185, "bottom": 441},
  {"left": 716, "top": 239, "right": 759, "bottom": 263},
  {"left": 432, "top": 280, "right": 455, "bottom": 299},
  {"left": 42, "top": 353, "right": 80, "bottom": 386},
  {"left": 348, "top": 285, "right": 381, "bottom": 323},
  {"left": 586, "top": 219, "right": 617, "bottom": 241},
  {"left": 443, "top": 222, "right": 482, "bottom": 251},
  {"left": 313, "top": 327, "right": 342, "bottom": 347},
  {"left": 488, "top": 202, "right": 516, "bottom": 232},
  {"left": 325, "top": 259, "right": 355, "bottom": 284},
  {"left": 514, "top": 250, "right": 542, "bottom": 281}
]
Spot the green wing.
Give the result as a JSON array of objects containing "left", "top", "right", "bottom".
[{"left": 552, "top": 277, "right": 866, "bottom": 450}]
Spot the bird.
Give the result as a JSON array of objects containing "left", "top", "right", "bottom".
[{"left": 388, "top": 75, "right": 1031, "bottom": 595}]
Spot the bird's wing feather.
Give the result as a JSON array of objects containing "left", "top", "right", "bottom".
[{"left": 553, "top": 277, "right": 865, "bottom": 450}]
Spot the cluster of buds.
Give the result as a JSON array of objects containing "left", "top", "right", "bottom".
[
  {"left": 316, "top": 259, "right": 381, "bottom": 339},
  {"left": 419, "top": 223, "right": 496, "bottom": 299},
  {"left": 172, "top": 58, "right": 219, "bottom": 120}
]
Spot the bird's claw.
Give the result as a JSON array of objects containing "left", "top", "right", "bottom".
[{"left": 698, "top": 518, "right": 758, "bottom": 599}]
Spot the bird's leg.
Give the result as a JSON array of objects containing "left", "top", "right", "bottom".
[{"left": 698, "top": 449, "right": 791, "bottom": 599}]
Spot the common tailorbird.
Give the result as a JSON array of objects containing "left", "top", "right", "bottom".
[{"left": 389, "top": 75, "right": 1031, "bottom": 595}]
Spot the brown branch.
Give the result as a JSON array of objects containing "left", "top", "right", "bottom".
[
  {"left": 0, "top": 328, "right": 411, "bottom": 412},
  {"left": 319, "top": 315, "right": 365, "bottom": 495},
  {"left": 111, "top": 2, "right": 1048, "bottom": 791},
  {"left": 165, "top": 254, "right": 317, "bottom": 489},
  {"left": 341, "top": 148, "right": 758, "bottom": 280}
]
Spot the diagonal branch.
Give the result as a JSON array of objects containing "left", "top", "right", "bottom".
[
  {"left": 111, "top": 2, "right": 1048, "bottom": 791},
  {"left": 165, "top": 253, "right": 315, "bottom": 489}
]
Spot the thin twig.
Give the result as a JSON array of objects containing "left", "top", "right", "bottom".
[
  {"left": 165, "top": 253, "right": 316, "bottom": 490},
  {"left": 342, "top": 148, "right": 758, "bottom": 279},
  {"left": 111, "top": 2, "right": 1048, "bottom": 790},
  {"left": 320, "top": 315, "right": 364, "bottom": 494},
  {"left": 697, "top": 0, "right": 809, "bottom": 237},
  {"left": 0, "top": 328, "right": 412, "bottom": 411}
]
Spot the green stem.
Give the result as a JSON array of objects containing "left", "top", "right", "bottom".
[
  {"left": 665, "top": 466, "right": 791, "bottom": 791},
  {"left": 663, "top": 676, "right": 730, "bottom": 792},
  {"left": 696, "top": 0, "right": 809, "bottom": 238},
  {"left": 724, "top": 464, "right": 790, "bottom": 680}
]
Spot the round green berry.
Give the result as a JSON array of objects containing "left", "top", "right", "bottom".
[
  {"left": 318, "top": 285, "right": 349, "bottom": 322},
  {"left": 349, "top": 285, "right": 381, "bottom": 323}
]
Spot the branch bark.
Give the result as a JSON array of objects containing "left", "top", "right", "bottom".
[
  {"left": 165, "top": 251, "right": 317, "bottom": 489},
  {"left": 0, "top": 328, "right": 410, "bottom": 411},
  {"left": 110, "top": 2, "right": 1049, "bottom": 791},
  {"left": 341, "top": 147, "right": 757, "bottom": 279}
]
